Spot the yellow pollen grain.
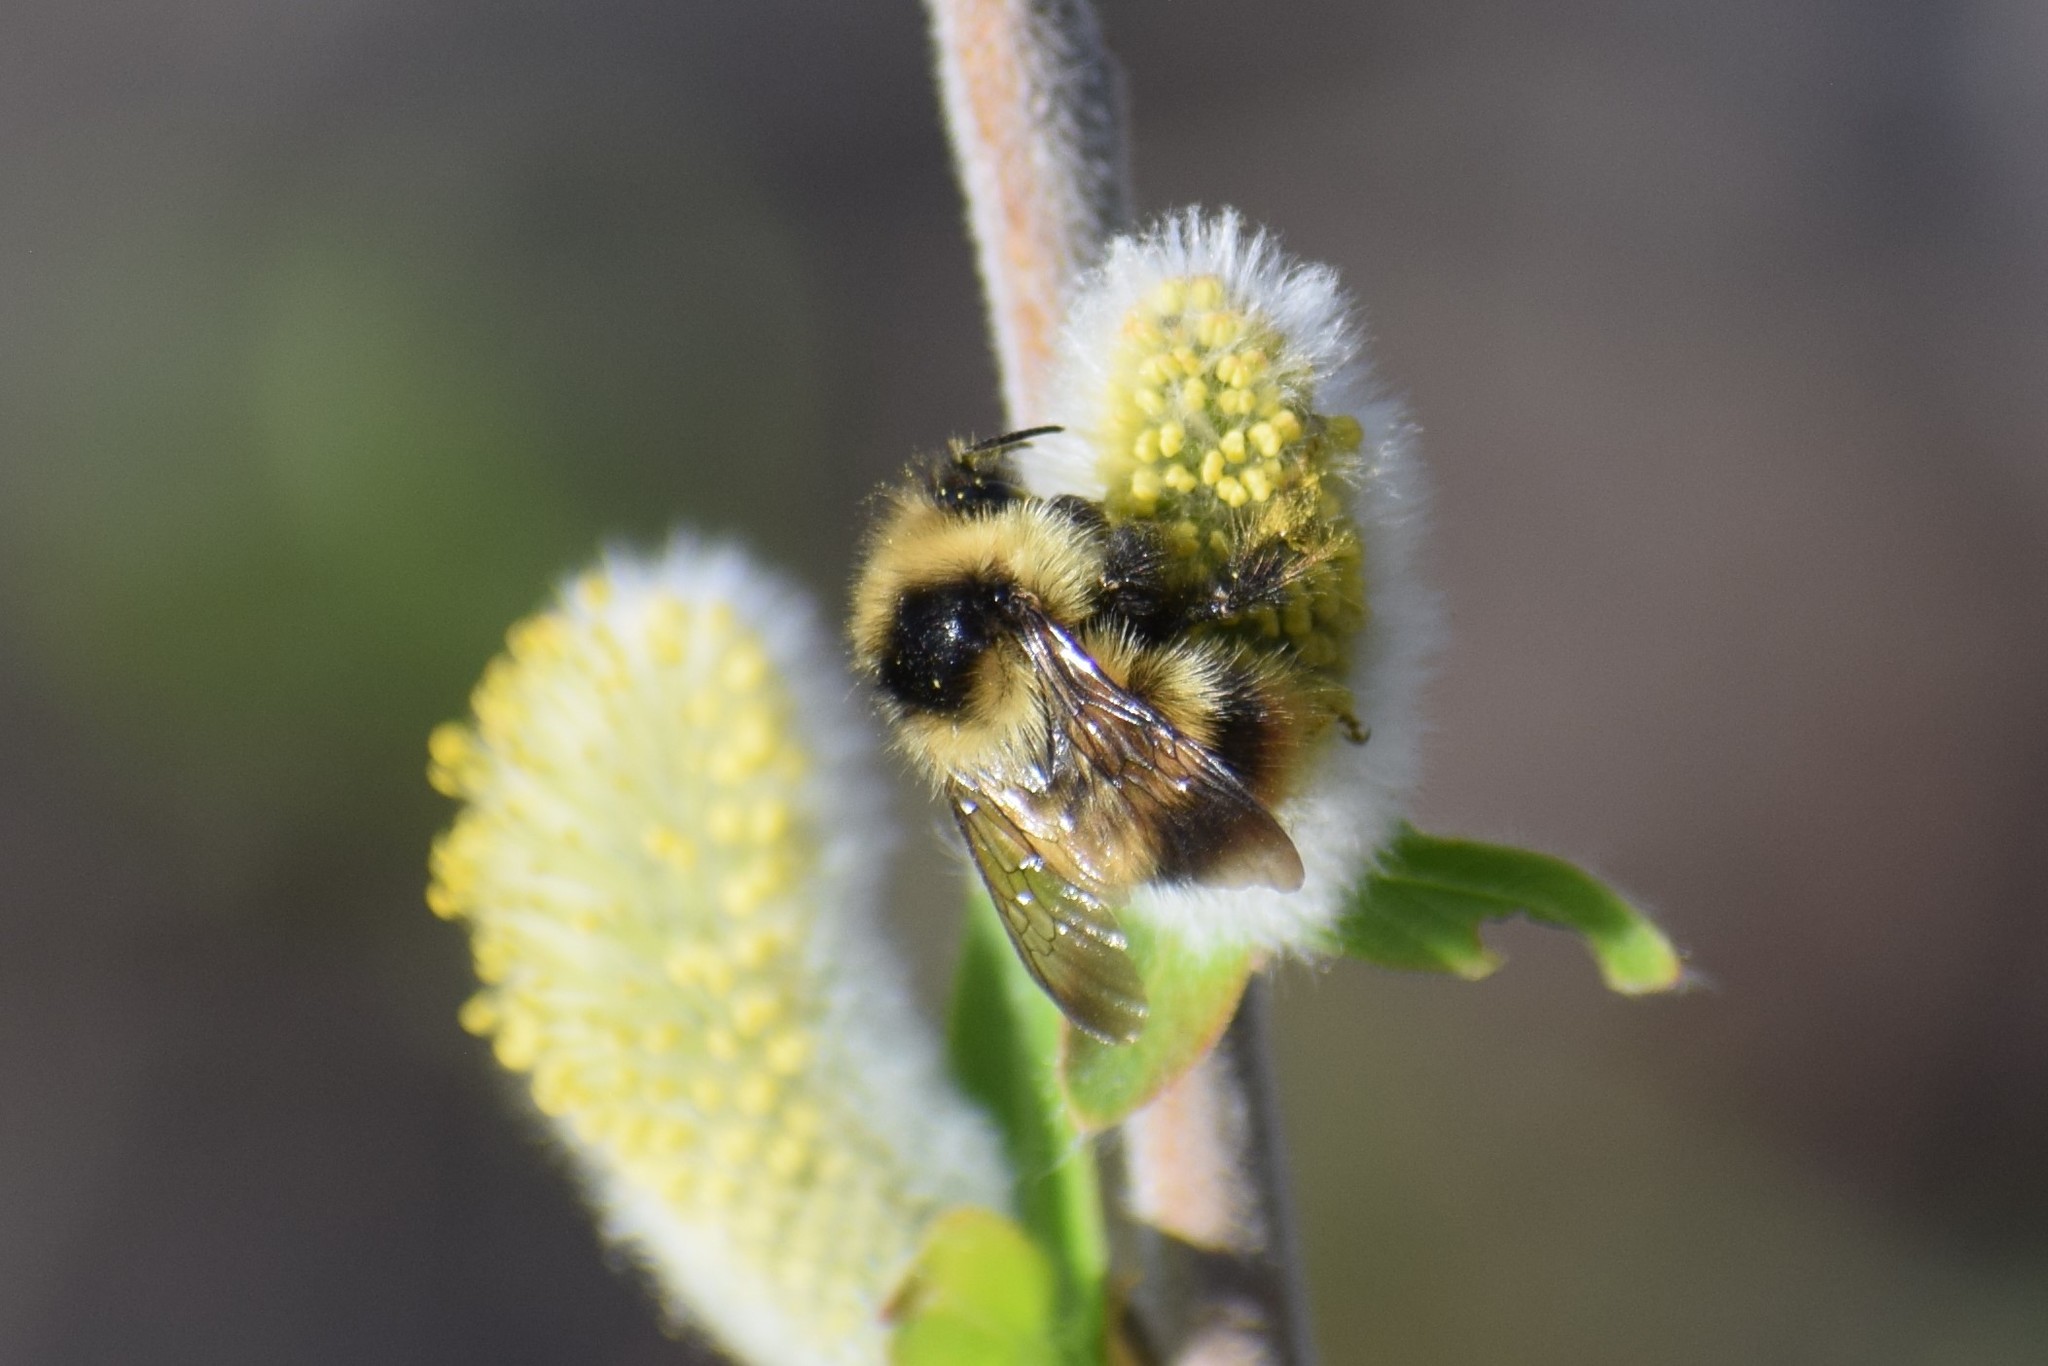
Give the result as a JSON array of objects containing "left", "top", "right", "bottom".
[
  {"left": 719, "top": 867, "right": 768, "bottom": 919},
  {"left": 1243, "top": 465, "right": 1275, "bottom": 502},
  {"left": 707, "top": 801, "right": 746, "bottom": 845},
  {"left": 1149, "top": 279, "right": 1187, "bottom": 315},
  {"left": 642, "top": 825, "right": 698, "bottom": 870},
  {"left": 732, "top": 989, "right": 783, "bottom": 1037},
  {"left": 1199, "top": 313, "right": 1240, "bottom": 348},
  {"left": 1271, "top": 409, "right": 1304, "bottom": 445},
  {"left": 459, "top": 993, "right": 498, "bottom": 1036},
  {"left": 668, "top": 945, "right": 735, "bottom": 996},
  {"left": 1180, "top": 378, "right": 1209, "bottom": 410},
  {"left": 736, "top": 1074, "right": 777, "bottom": 1116},
  {"left": 732, "top": 928, "right": 789, "bottom": 972},
  {"left": 1187, "top": 275, "right": 1224, "bottom": 309},
  {"left": 699, "top": 1168, "right": 739, "bottom": 1207},
  {"left": 766, "top": 1031, "right": 812, "bottom": 1075},
  {"left": 530, "top": 1072, "right": 575, "bottom": 1118},
  {"left": 1132, "top": 428, "right": 1160, "bottom": 463},
  {"left": 493, "top": 1015, "right": 540, "bottom": 1073},
  {"left": 1220, "top": 428, "right": 1247, "bottom": 462},
  {"left": 1133, "top": 387, "right": 1165, "bottom": 416},
  {"left": 1157, "top": 421, "right": 1186, "bottom": 458},
  {"left": 766, "top": 1136, "right": 808, "bottom": 1180},
  {"left": 711, "top": 710, "right": 776, "bottom": 782},
  {"left": 1250, "top": 421, "right": 1281, "bottom": 457},
  {"left": 428, "top": 722, "right": 471, "bottom": 770},
  {"left": 683, "top": 687, "right": 721, "bottom": 727},
  {"left": 719, "top": 642, "right": 768, "bottom": 693},
  {"left": 1217, "top": 476, "right": 1249, "bottom": 508},
  {"left": 426, "top": 882, "right": 465, "bottom": 919},
  {"left": 747, "top": 799, "right": 790, "bottom": 844},
  {"left": 782, "top": 1100, "right": 822, "bottom": 1139},
  {"left": 715, "top": 1125, "right": 762, "bottom": 1167},
  {"left": 1163, "top": 465, "right": 1198, "bottom": 494},
  {"left": 649, "top": 1117, "right": 696, "bottom": 1156},
  {"left": 1129, "top": 467, "right": 1162, "bottom": 504},
  {"left": 641, "top": 1021, "right": 682, "bottom": 1053},
  {"left": 472, "top": 939, "right": 511, "bottom": 985},
  {"left": 1199, "top": 449, "right": 1225, "bottom": 485},
  {"left": 1170, "top": 345, "right": 1202, "bottom": 376}
]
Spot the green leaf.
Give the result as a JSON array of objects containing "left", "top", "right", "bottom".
[
  {"left": 889, "top": 1208, "right": 1061, "bottom": 1366},
  {"left": 1060, "top": 916, "right": 1255, "bottom": 1131},
  {"left": 1331, "top": 824, "right": 1684, "bottom": 993},
  {"left": 948, "top": 891, "right": 1110, "bottom": 1364}
]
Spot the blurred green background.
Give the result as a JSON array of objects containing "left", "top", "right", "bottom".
[{"left": 4, "top": 1, "right": 2046, "bottom": 1361}]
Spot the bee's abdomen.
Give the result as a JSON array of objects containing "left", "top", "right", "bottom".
[
  {"left": 1200, "top": 665, "right": 1297, "bottom": 804},
  {"left": 878, "top": 580, "right": 1007, "bottom": 715}
]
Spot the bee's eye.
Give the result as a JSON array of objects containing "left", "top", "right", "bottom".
[{"left": 879, "top": 580, "right": 1007, "bottom": 714}]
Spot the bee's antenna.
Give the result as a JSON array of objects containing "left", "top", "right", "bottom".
[{"left": 963, "top": 425, "right": 1063, "bottom": 455}]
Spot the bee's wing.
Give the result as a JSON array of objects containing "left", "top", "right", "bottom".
[
  {"left": 1019, "top": 616, "right": 1306, "bottom": 894},
  {"left": 949, "top": 783, "right": 1150, "bottom": 1045}
]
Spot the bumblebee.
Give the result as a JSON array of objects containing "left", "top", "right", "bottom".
[{"left": 851, "top": 428, "right": 1346, "bottom": 1043}]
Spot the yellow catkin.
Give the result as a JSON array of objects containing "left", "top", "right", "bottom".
[
  {"left": 425, "top": 553, "right": 1003, "bottom": 1366},
  {"left": 1093, "top": 269, "right": 1371, "bottom": 723}
]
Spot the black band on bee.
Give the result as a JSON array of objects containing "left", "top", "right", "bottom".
[
  {"left": 877, "top": 578, "right": 1012, "bottom": 715},
  {"left": 1201, "top": 665, "right": 1290, "bottom": 798},
  {"left": 1045, "top": 494, "right": 1108, "bottom": 532},
  {"left": 1093, "top": 522, "right": 1196, "bottom": 643}
]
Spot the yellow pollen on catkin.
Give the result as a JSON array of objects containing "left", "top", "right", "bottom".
[
  {"left": 1091, "top": 268, "right": 1371, "bottom": 719},
  {"left": 424, "top": 558, "right": 996, "bottom": 1365}
]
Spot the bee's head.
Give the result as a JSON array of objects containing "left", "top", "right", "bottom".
[
  {"left": 918, "top": 428, "right": 1063, "bottom": 517},
  {"left": 875, "top": 574, "right": 1027, "bottom": 716}
]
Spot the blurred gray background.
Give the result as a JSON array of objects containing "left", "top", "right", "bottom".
[{"left": 3, "top": 1, "right": 2046, "bottom": 1361}]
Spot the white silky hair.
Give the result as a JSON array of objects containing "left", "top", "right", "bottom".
[
  {"left": 560, "top": 539, "right": 1010, "bottom": 1366},
  {"left": 1021, "top": 208, "right": 1441, "bottom": 956}
]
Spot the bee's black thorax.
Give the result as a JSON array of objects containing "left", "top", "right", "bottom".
[
  {"left": 1093, "top": 522, "right": 1200, "bottom": 644},
  {"left": 878, "top": 577, "right": 1017, "bottom": 715}
]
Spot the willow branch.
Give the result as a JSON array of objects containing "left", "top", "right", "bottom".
[
  {"left": 1121, "top": 979, "right": 1316, "bottom": 1366},
  {"left": 922, "top": 5, "right": 1313, "bottom": 1363},
  {"left": 923, "top": 0, "right": 1131, "bottom": 424}
]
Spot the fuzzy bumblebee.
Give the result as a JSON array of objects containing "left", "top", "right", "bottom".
[{"left": 852, "top": 429, "right": 1360, "bottom": 1042}]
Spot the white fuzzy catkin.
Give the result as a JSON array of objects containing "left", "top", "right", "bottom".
[
  {"left": 1020, "top": 208, "right": 1439, "bottom": 956},
  {"left": 428, "top": 539, "right": 1009, "bottom": 1366}
]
